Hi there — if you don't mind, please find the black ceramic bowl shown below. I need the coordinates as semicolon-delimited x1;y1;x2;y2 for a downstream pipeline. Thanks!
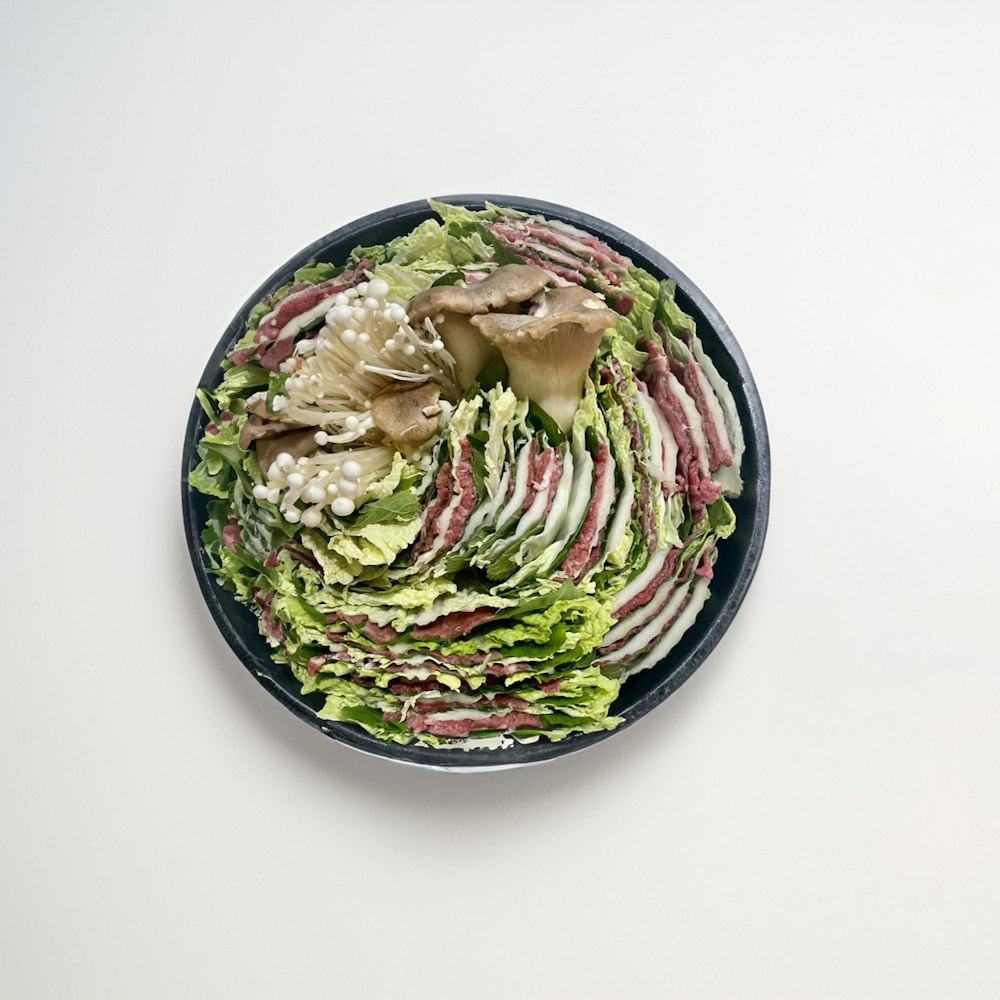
182;195;770;770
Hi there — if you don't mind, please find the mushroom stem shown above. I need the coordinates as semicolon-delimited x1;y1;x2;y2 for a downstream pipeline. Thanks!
434;314;500;389
507;355;596;433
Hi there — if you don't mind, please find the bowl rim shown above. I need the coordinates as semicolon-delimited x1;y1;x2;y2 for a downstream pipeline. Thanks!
181;193;771;770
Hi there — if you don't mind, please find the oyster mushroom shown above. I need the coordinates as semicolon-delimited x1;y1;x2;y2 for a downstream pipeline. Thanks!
406;264;552;388
255;427;322;473
238;414;299;450
238;392;322;472
371;380;448;446
238;392;305;450
471;286;618;431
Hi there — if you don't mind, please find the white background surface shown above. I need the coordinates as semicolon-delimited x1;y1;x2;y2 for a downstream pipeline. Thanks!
2;2;998;997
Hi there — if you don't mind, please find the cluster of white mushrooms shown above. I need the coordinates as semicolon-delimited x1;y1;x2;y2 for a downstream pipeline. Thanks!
245;277;459;524
271;277;456;443
251;446;393;526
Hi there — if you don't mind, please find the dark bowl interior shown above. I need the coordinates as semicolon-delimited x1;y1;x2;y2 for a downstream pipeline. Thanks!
182;194;770;769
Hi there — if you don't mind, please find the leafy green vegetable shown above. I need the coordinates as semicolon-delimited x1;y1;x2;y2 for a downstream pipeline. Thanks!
350;493;421;528
293;261;343;284
265;372;289;410
526;401;566;448
215;364;270;411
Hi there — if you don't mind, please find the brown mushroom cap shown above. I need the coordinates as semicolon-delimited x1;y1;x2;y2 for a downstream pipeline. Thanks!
406;264;553;325
370;380;444;446
256;428;321;473
238;414;298;450
471;287;617;344
238;393;305;450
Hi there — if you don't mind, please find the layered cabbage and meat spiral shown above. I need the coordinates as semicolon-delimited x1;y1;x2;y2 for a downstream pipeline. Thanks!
190;201;743;748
